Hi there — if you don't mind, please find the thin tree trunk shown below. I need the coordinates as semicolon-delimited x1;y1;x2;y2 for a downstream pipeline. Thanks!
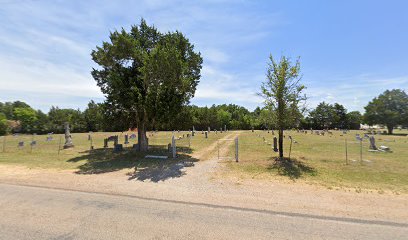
387;125;393;135
278;128;284;159
137;122;148;151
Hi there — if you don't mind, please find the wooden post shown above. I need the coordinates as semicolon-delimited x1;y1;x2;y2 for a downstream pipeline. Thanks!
30;134;34;153
2;135;5;153
217;140;220;160
345;138;348;165
235;137;239;162
360;139;363;165
288;136;293;160
90;135;93;150
171;135;176;158
58;135;62;155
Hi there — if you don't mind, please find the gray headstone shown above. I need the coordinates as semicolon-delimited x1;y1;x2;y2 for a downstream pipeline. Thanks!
63;123;74;149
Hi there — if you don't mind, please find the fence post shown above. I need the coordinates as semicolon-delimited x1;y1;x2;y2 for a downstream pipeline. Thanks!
288;136;293;160
235;137;239;162
345;138;348;165
217;140;220;160
30;134;34;153
188;134;191;148
58;135;62;155
172;135;176;158
2;135;5;153
360;139;363;165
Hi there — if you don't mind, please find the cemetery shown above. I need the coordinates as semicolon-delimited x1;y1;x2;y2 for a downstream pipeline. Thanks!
226;129;408;193
0;126;407;193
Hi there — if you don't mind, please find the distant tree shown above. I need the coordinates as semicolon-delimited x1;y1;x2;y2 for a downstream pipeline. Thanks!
346;111;362;130
332;103;347;129
308;102;334;129
83;100;104;132
364;89;408;134
0;101;31;120
48;107;86;133
91;19;202;151
0;113;8;135
260;55;306;159
217;109;232;129
33;110;49;134
13;107;38;133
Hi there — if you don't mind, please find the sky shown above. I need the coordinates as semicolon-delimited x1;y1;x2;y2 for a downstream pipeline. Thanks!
0;0;407;113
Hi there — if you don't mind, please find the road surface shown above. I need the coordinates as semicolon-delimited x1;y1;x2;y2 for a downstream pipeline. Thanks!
0;183;406;240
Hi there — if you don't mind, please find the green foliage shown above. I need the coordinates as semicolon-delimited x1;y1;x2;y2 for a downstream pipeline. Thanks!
305;102;362;130
83;101;104;132
13;107;38;132
0;113;9;135
91;19;202;151
364;89;408;134
346;111;362;130
260;55;306;158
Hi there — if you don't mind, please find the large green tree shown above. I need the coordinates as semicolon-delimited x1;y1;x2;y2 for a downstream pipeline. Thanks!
91;19;202;151
260;55;306;159
364;89;408;134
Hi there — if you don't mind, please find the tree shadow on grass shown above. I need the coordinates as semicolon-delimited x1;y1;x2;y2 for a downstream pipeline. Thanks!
268;157;317;180
67;145;198;182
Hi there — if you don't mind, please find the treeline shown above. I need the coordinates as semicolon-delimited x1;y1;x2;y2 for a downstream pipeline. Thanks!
0;100;364;135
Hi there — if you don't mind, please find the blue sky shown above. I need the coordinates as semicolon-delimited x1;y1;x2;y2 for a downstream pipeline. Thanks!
0;0;407;113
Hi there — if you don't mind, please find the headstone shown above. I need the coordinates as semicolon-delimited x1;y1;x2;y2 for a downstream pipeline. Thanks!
273;137;278;152
46;136;53;141
18;141;24;148
114;144;123;152
369;136;377;150
88;134;91;141
130;134;137;139
205;131;208;138
30;141;37;146
104;139;108;148
124;134;129;144
224;125;227;132
208;127;211;133
63;122;74;149
252;127;254;133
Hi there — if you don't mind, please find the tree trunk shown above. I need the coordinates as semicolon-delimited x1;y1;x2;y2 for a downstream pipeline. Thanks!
137;122;149;151
278;128;284;159
387;125;394;135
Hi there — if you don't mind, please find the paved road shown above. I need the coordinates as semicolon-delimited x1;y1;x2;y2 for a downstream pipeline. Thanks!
0;183;406;240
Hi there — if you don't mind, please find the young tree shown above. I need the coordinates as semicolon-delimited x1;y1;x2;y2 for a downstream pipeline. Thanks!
364;89;408;134
91;19;202;151
260;55;306;159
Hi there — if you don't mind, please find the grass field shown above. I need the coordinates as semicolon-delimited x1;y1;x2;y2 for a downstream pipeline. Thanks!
228;129;408;193
1;129;407;193
0;131;226;173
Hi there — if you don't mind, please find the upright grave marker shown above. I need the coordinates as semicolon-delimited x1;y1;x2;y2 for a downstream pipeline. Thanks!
63;123;74;149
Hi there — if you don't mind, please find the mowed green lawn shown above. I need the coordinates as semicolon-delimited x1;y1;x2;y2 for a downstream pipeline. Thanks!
228;129;408;193
0;131;226;173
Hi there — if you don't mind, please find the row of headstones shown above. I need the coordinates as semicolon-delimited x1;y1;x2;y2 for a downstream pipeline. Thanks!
103;134;138;151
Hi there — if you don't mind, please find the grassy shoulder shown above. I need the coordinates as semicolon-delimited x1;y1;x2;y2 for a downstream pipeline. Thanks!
228;130;408;193
0;131;224;172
